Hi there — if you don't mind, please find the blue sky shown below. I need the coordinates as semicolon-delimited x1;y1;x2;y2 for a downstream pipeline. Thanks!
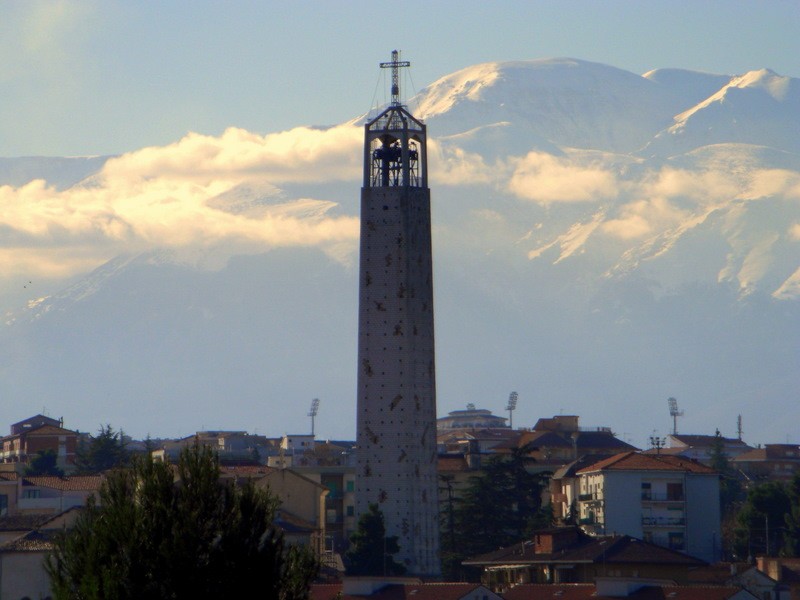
1;0;798;157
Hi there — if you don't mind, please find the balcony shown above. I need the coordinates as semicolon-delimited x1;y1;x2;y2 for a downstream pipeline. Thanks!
641;493;684;502
641;516;686;527
578;493;603;506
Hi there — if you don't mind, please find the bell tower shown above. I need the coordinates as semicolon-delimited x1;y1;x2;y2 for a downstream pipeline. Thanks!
355;50;440;576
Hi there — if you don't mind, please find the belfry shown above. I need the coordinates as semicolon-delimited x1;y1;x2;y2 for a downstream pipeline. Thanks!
355;50;440;576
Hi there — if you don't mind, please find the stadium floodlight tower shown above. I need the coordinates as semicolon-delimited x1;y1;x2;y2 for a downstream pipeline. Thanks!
667;397;683;436
355;50;440;576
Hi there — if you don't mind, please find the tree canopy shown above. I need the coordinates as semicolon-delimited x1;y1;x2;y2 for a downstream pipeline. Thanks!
46;443;318;600
440;444;549;579
25;448;64;477
74;424;129;474
732;474;800;558
345;503;406;576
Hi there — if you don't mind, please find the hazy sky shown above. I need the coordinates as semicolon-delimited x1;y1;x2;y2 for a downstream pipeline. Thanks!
1;0;798;157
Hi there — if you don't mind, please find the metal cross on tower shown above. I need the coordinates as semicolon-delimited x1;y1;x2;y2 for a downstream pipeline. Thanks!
380;49;411;106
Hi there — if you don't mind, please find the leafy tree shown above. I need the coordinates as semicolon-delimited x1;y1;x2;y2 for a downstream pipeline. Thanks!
46;443;318;600
734;480;791;557
709;429;745;559
74;424;129;474
443;444;549;579
25;449;64;476
345;503;406;576
783;473;800;557
710;429;744;514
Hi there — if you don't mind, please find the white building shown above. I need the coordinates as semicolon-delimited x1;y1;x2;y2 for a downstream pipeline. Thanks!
576;451;720;562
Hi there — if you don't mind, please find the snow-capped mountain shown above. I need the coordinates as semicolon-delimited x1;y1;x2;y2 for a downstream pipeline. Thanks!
1;58;798;446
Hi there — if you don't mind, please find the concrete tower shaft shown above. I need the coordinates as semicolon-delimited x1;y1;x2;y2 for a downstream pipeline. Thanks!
355;53;440;577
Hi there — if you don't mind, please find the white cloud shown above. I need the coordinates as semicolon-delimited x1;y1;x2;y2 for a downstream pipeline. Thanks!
602;197;690;240
427;141;494;185
507;152;618;204
744;169;800;199
0;126;364;280
102;125;363;185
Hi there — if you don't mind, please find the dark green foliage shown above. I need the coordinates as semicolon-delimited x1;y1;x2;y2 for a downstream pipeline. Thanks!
709;429;744;514
734;480;791;557
46;443;318;600
25;449;64;476
74;425;129;474
709;429;745;559
345;503;406;576
783;474;800;557
440;444;549;580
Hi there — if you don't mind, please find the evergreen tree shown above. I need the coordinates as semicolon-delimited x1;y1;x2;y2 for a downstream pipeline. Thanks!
709;428;745;559
25;448;64;476
709;429;744;514
46;443;318;600
74;424;129;474
444;444;549;578
345;503;406;576
734;480;791;557
783;473;800;557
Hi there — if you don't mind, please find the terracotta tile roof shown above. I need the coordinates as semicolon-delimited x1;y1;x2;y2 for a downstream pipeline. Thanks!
502;584;746;600
687;563;760;585
219;465;274;477
552;454;610;479
310;582;498;600
22;475;104;491
0;530;57;553
0;514;53;531
625;586;750;600
437;455;471;472
732;448;767;461
669;434;750;448
502;584;596;600
575;431;638;451
464;533;704;567
520;431;574;449
275;510;317;534
576;452;716;474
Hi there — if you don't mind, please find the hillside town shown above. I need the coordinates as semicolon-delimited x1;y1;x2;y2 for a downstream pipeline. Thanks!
2;409;800;600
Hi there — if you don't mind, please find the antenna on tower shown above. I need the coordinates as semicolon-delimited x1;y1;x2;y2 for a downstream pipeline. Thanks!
308;398;320;436
506;391;518;429
667;397;683;435
737;414;743;441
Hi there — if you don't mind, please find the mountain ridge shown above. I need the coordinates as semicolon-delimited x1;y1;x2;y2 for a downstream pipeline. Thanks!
0;57;797;445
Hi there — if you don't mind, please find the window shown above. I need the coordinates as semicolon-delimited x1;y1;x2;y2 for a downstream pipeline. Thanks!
22;489;40;499
0;494;7;516
346;505;354;517
346;480;355;492
666;483;684;501
641;482;652;500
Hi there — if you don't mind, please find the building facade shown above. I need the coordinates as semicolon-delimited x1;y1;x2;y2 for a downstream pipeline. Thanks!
355;51;440;576
576;452;720;562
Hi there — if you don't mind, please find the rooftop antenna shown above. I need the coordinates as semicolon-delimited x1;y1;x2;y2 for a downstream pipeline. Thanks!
737;414;743;441
380;49;410;107
650;432;665;455
308;398;320;436
667;397;683;435
506;391;518;429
